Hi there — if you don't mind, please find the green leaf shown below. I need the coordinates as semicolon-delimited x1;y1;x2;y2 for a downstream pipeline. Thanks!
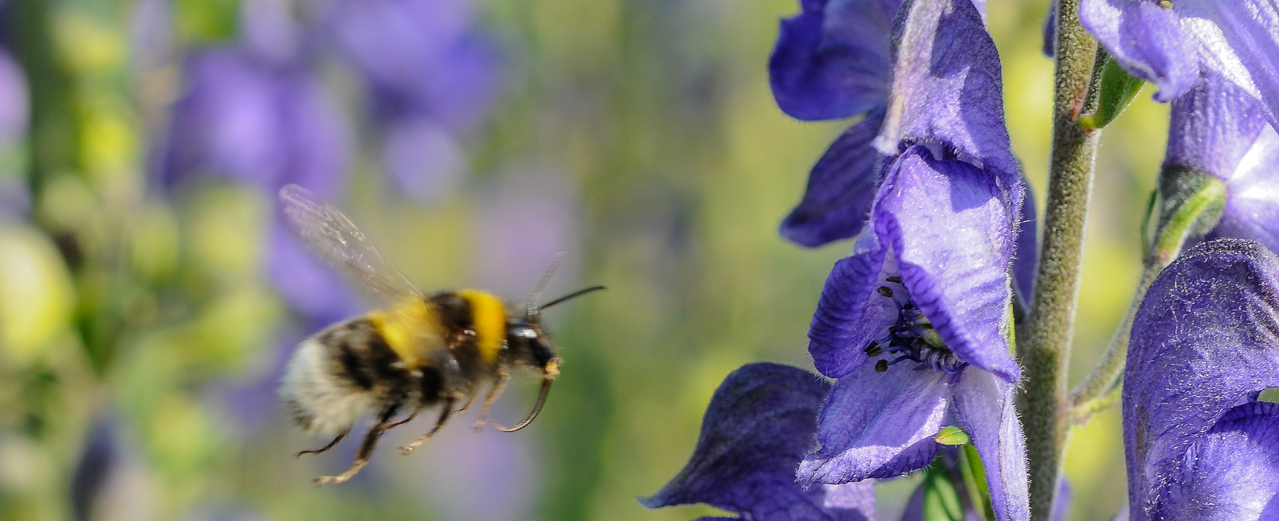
1080;55;1145;129
922;457;965;521
1150;168;1228;267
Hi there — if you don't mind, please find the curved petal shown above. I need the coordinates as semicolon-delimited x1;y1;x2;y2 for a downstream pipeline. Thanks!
953;369;1029;521
781;110;887;247
1206;124;1279;253
641;363;875;521
808;242;892;378
1079;0;1198;102
1125;239;1279;519
799;361;949;485
1157;401;1279;521
1164;71;1269;181
768;0;898;121
1178;0;1279;129
874;0;1020;190
878;147;1019;382
1013;173;1038;312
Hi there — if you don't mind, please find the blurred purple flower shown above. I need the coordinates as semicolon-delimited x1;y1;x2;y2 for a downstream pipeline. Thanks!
1080;0;1279;127
1163;71;1279;252
267;222;363;326
1124;238;1279;520
642;363;877;521
475;165;582;298
69;416;153;521
159;48;348;199
382;116;468;206
327;0;501;134
0;44;28;218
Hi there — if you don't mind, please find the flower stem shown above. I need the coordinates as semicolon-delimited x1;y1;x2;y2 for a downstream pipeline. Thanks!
1016;0;1101;518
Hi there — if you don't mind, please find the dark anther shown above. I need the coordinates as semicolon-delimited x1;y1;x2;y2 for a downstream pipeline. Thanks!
864;342;882;357
877;286;894;298
875;359;889;373
886;275;902;284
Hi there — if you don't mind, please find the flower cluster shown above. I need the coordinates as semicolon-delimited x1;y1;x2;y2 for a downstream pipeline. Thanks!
645;0;1279;519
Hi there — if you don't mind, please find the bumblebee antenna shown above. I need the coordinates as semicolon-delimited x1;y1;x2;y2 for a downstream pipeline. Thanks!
527;252;567;317
540;285;607;310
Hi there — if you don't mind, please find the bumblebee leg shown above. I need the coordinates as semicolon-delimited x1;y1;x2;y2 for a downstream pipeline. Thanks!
315;404;402;485
385;410;419;430
474;372;511;431
454;393;478;414
400;396;457;455
297;430;348;458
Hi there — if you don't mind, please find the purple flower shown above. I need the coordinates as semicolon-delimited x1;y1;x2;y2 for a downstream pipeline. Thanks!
327;0;501;134
1079;0;1279;127
1163;71;1279;252
796;1;1029;518
768;0;899;246
641;363;876;521
1123;238;1279;520
159;48;349;198
768;0;1037;308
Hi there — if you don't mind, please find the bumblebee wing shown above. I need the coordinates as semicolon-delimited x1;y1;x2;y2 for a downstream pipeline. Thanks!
278;184;422;305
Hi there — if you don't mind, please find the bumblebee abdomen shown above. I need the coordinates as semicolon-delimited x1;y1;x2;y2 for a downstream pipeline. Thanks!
279;318;412;435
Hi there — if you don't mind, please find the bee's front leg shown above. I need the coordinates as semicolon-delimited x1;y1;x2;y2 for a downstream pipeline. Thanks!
474;371;511;431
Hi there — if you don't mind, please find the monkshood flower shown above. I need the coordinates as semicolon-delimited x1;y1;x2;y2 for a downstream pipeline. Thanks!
1162;71;1279;252
1079;0;1279;127
797;0;1029;518
1124;238;1279;520
641;363;876;521
767;0;1037;309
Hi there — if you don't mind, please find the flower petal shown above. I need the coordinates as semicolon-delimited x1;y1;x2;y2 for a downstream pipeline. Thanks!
641;363;875;521
799;360;949;485
1158;401;1279;521
1178;0;1279;128
808;239;892;378
768;0;898;121
874;0;1019;189
1013;174;1038;312
1125;238;1279;518
1079;0;1198;102
952;369;1029;521
878;146;1019;381
781;110;886;247
1205;123;1279;253
1164;71;1269;182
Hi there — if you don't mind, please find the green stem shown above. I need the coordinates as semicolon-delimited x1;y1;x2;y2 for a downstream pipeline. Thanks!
1016;0;1101;518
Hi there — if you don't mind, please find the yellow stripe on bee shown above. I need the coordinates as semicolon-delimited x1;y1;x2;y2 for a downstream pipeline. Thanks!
368;297;441;368
457;289;507;363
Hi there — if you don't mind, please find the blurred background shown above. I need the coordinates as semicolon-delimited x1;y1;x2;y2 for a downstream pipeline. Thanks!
0;0;1168;519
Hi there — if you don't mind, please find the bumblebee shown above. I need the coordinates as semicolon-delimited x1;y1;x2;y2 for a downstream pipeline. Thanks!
276;184;602;485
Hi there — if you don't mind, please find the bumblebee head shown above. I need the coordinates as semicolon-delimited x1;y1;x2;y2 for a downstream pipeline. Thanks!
505;316;558;375
490;284;605;433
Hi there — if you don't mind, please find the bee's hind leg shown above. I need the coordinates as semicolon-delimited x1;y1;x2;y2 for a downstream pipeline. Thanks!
385;410;419;430
315;404;402;485
400;396;456;455
297;431;348;458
